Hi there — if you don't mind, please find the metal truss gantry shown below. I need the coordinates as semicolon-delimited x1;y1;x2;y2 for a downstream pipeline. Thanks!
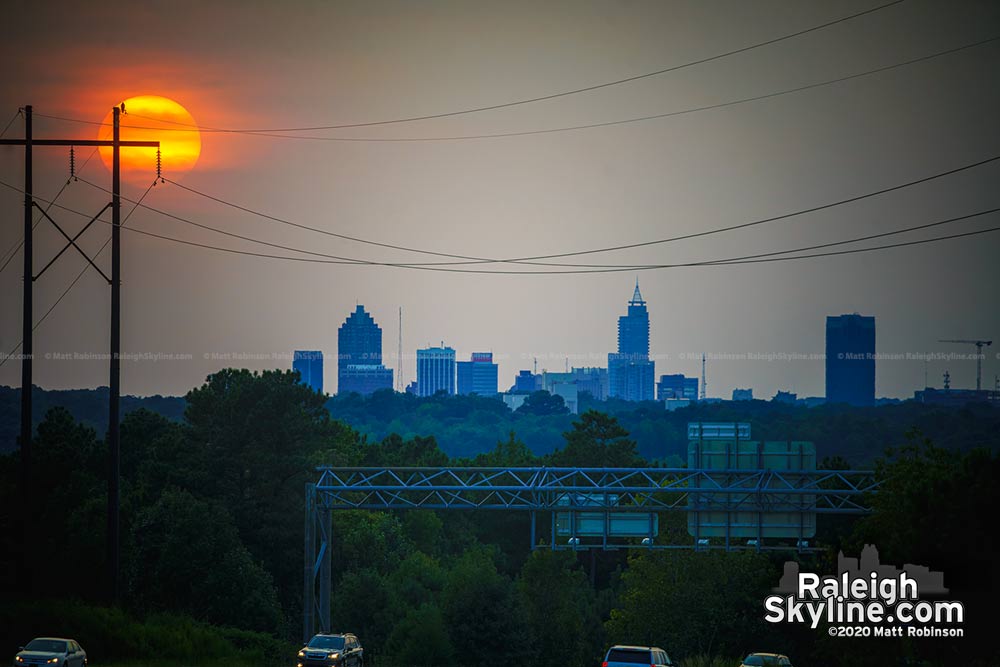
304;466;879;639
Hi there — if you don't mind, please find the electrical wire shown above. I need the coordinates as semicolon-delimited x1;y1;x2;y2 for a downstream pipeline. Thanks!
0;181;157;370
1;177;995;275
38;0;908;136
83;209;1000;274
31;33;1000;144
161;153;1000;266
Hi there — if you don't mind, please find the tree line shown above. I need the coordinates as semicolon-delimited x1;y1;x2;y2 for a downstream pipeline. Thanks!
0;368;997;665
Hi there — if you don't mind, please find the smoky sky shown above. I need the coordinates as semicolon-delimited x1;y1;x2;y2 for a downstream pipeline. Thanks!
1;0;998;400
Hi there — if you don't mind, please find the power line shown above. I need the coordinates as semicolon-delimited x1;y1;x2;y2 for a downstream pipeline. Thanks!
37;0;908;136
0;181;157;370
163;153;1000;267
1;178;994;275
31;33;999;144
87;209;1000;274
101;214;997;274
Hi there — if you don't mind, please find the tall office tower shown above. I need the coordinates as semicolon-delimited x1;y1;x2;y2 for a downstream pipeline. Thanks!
293;350;324;394
457;352;499;396
825;313;876;406
416;345;456;396
608;281;655;401
657;374;699;401
337;305;393;395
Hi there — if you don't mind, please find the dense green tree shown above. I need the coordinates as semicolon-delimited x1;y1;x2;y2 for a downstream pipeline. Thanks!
551;410;642;467
388;551;447;610
386;603;454;667
183;368;360;614
606;550;777;659
442;548;533;667
128;487;283;633
518;549;602;666
516;390;568;416
843;437;1000;665
121;408;203;506
401;510;445;556
332;511;410;577
470;431;538;466
21;408;106;599
361;433;449;467
334;568;396;651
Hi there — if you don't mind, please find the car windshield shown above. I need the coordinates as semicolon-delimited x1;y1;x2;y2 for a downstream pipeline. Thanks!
608;648;652;663
25;640;67;653
744;656;780;666
308;636;345;650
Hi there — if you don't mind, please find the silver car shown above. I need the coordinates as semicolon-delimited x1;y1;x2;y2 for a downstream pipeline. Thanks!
603;645;675;667
13;638;86;667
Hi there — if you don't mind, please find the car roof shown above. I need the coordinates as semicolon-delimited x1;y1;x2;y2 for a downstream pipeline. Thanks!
748;653;786;657
31;638;72;642
610;645;664;652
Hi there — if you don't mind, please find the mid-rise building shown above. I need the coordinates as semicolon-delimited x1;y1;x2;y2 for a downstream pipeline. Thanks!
608;281;655;401
825;314;876;406
571;367;609;401
340;365;394;396
657;374;698;401
416;345;456;396
457;352;499;396
772;390;797;404
510;370;542;394
732;388;753;401
338;305;392;395
293;350;324;394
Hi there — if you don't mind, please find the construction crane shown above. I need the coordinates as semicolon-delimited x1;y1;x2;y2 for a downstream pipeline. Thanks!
938;339;993;391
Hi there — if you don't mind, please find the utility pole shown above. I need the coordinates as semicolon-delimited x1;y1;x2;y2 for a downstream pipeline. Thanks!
1;104;159;602
20;106;32;496
108;105;123;603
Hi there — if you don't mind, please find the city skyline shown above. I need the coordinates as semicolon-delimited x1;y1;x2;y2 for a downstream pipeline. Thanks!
0;1;997;401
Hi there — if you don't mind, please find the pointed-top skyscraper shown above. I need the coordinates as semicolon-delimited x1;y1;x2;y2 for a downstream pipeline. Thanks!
609;281;655;401
337;305;393;395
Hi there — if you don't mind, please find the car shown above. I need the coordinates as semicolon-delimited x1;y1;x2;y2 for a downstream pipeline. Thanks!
602;644;675;666
297;633;363;667
740;653;793;667
13;638;86;667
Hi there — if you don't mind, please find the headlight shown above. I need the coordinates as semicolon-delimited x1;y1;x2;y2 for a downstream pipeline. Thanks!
327;652;339;661
298;651;305;657
48;660;60;664
15;657;23;663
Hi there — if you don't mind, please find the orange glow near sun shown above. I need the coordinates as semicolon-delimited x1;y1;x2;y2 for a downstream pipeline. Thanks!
99;95;201;177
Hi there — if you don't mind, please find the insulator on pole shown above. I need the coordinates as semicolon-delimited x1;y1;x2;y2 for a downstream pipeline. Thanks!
69;146;77;182
156;147;164;184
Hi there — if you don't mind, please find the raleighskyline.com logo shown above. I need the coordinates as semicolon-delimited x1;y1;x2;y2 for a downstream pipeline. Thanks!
764;545;965;638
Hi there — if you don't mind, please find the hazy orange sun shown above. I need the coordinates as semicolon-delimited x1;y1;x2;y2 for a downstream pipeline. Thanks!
98;95;201;178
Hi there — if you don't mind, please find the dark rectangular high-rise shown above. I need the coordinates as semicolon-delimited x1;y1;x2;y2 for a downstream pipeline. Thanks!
657;374;698;401
825;314;875;406
293;350;324;394
457;352;499;396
